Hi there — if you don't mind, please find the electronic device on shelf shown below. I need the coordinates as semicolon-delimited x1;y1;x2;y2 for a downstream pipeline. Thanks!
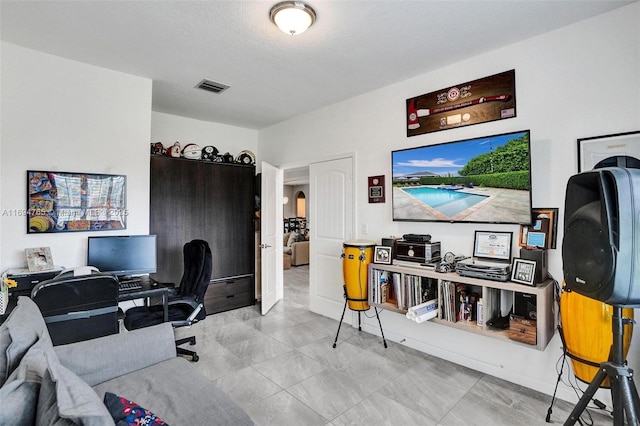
432;252;469;273
87;235;157;280
402;233;431;243
455;258;511;281
396;240;441;263
456;230;512;281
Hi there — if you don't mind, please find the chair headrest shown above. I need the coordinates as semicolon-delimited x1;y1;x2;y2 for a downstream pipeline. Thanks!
55;266;100;279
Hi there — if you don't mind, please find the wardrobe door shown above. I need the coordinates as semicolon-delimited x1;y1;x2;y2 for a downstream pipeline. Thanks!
150;156;255;288
205;164;255;280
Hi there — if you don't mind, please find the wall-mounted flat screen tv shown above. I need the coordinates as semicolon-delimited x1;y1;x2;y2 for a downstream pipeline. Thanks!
392;130;532;224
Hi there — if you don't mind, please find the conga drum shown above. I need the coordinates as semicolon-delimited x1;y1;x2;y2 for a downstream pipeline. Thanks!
560;286;634;388
342;240;375;311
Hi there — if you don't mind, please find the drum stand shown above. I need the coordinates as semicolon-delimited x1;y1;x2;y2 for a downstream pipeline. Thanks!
564;306;639;426
333;285;387;349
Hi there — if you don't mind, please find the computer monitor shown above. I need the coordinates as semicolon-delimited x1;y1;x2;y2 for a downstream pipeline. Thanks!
87;235;157;278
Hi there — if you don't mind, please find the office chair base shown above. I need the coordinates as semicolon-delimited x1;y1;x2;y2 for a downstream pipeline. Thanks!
176;336;198;362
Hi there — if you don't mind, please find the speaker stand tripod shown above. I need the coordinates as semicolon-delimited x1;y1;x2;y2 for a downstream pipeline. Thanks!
333;285;387;349
564;306;639;426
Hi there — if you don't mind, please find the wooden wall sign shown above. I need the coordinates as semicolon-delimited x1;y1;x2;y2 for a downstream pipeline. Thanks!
368;175;385;203
407;69;516;136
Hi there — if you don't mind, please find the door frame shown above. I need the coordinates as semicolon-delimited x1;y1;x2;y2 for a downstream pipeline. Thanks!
280;152;357;320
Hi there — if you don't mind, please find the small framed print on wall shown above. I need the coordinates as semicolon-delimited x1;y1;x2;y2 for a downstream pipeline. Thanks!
368;175;385;203
519;208;558;249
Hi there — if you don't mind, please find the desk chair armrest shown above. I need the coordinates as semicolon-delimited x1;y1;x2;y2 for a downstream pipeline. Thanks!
167;296;198;308
170;302;204;327
54;322;176;386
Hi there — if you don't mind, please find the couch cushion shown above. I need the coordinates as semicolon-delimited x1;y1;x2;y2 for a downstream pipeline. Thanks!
104;392;168;425
0;325;113;426
287;232;298;247
283;232;291;247
0;296;49;387
93;357;253;425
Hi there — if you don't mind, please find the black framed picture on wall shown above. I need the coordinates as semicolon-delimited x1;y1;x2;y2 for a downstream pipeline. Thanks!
578;130;640;172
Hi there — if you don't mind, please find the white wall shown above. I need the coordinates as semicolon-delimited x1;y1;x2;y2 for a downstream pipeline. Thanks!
0;42;152;271
258;4;640;405
151;111;257;161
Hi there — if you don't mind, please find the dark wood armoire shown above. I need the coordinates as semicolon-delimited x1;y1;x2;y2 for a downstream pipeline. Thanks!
149;155;255;314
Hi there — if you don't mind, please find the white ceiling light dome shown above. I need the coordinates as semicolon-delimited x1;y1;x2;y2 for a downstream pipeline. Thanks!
270;1;316;36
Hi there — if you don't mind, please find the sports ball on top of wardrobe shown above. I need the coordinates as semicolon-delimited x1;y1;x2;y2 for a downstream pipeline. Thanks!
150;142;165;155
221;152;234;163
201;145;218;162
182;143;202;160
235;150;256;165
168;142;181;157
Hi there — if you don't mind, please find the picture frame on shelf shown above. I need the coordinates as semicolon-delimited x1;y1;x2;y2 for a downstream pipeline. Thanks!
473;231;512;261
526;232;546;248
25;247;54;272
374;246;392;264
577;130;640;172
511;258;536;286
519;207;558;249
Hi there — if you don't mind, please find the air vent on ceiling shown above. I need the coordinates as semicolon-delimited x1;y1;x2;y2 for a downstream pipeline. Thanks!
195;79;229;94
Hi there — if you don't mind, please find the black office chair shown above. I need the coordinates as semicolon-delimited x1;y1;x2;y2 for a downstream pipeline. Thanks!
124;239;212;361
31;267;119;346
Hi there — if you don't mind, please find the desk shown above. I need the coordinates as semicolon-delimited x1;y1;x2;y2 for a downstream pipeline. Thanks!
1;276;175;324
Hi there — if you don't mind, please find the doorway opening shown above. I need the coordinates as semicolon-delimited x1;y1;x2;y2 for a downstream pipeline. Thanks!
283;167;310;309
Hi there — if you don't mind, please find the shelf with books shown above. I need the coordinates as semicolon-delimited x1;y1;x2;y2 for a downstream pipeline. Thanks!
367;262;555;351
368;264;437;314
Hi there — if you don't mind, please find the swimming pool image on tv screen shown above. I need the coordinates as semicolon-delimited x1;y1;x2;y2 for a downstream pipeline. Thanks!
402;186;489;217
392;129;532;224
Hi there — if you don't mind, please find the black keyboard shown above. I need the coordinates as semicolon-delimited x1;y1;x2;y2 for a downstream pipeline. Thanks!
118;279;143;292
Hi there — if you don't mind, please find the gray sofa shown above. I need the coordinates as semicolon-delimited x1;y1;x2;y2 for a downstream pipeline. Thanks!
0;296;254;425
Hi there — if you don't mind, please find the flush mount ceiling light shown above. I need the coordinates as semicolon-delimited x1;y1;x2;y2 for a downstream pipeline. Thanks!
269;1;316;36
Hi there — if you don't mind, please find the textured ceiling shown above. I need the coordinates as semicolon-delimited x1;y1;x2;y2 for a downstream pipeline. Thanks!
1;1;634;130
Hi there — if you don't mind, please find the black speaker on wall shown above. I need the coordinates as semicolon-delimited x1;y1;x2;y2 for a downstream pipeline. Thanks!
562;167;640;307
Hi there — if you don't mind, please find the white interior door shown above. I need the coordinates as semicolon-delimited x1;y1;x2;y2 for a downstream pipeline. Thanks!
261;162;283;315
309;156;354;319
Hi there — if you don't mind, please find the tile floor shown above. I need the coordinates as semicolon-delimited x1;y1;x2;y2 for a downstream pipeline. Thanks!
175;265;613;425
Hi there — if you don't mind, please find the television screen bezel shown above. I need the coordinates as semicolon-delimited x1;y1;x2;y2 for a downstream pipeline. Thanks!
87;234;157;277
391;129;532;225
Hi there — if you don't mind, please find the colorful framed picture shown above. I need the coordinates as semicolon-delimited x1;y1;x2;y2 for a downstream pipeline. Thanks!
577;130;640;172
511;258;536;286
27;170;127;233
374;246;392;264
